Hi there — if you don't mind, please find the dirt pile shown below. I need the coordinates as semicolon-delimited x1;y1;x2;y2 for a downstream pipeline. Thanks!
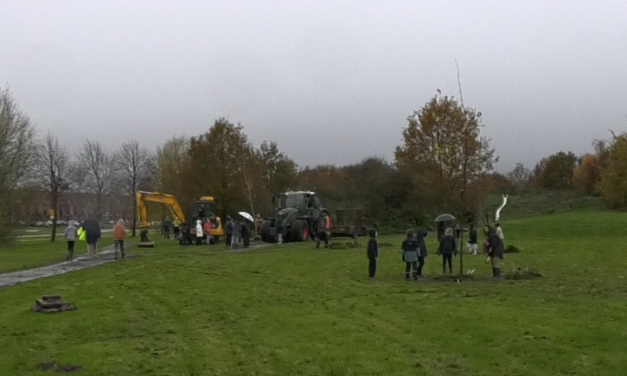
31;295;77;314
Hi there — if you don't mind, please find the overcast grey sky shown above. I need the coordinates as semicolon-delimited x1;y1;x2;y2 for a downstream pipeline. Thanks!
1;1;626;172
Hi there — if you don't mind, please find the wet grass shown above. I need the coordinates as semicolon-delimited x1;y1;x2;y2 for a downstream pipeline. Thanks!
1;211;627;375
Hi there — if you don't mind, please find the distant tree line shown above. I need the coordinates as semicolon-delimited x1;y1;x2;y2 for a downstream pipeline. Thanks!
2;86;626;244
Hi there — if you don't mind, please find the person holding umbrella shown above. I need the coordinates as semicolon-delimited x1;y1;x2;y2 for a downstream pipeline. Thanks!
237;211;254;247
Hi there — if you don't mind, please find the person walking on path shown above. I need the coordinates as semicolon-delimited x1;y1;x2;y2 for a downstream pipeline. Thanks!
437;227;457;275
82;218;101;259
231;220;241;248
195;220;204;246
64;222;78;261
113;219;127;260
366;229;378;280
163;217;172;239
467;223;478;255
204;219;213;245
488;226;505;280
415;228;428;278
402;230;420;281
315;211;331;249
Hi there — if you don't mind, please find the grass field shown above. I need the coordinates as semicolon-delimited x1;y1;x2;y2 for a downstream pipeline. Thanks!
1;210;627;375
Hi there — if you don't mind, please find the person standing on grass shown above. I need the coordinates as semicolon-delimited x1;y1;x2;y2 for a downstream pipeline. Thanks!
225;216;233;247
113;219;127;260
276;221;284;245
204;219;212;245
64;222;78;261
172;219;180;238
402;230;419;281
366;229;378;280
255;214;263;236
415;228;428;279
437;227;456;275
231;220;241;248
495;222;505;243
467;223;478;255
487;226;505;280
241;221;250;248
163;217;172;239
195;220;204;246
315;211;331;249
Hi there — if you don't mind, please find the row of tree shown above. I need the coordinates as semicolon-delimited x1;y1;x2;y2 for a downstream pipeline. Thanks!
2;86;626;244
490;134;627;209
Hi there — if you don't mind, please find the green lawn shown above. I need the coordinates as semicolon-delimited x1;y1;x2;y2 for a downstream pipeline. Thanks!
1;211;627;375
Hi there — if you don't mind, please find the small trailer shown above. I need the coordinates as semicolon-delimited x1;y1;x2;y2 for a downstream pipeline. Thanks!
330;208;368;239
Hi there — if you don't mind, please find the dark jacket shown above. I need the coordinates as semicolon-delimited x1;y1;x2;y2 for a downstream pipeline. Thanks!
367;238;378;258
82;218;101;245
437;235;457;255
488;234;505;259
402;237;419;262
225;221;233;235
416;229;428;258
241;223;249;237
469;228;477;244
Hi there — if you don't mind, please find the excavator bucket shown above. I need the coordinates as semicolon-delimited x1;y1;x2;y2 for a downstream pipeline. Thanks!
137;229;155;248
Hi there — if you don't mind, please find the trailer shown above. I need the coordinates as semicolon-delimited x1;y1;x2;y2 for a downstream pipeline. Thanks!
330;208;368;239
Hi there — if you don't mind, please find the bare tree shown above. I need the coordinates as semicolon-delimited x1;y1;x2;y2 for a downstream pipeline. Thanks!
77;140;117;221
31;133;76;241
0;88;38;243
114;140;155;236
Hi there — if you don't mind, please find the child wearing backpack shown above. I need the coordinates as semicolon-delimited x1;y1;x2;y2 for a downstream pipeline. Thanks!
401;229;420;281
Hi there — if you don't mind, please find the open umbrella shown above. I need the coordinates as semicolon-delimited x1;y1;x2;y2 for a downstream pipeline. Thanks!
435;213;456;222
238;211;254;222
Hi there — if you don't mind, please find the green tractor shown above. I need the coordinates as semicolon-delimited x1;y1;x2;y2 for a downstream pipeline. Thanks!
260;191;327;243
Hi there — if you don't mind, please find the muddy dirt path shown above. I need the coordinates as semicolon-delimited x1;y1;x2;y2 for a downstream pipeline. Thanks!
0;244;135;288
0;241;275;288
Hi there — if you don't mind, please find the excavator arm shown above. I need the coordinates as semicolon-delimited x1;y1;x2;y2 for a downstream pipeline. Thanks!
136;191;187;228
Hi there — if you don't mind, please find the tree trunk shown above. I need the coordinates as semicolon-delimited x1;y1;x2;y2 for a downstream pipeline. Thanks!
50;196;58;242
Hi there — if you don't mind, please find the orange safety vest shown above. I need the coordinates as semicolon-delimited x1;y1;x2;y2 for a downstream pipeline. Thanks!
319;216;330;231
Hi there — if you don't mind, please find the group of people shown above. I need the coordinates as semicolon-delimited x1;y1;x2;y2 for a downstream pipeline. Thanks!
63;218;128;262
224;215;251;248
365;222;506;281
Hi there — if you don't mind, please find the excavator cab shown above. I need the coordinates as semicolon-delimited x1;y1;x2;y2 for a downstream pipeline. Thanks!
190;199;219;227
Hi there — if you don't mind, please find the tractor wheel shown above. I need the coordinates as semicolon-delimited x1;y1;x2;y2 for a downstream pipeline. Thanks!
211;236;220;244
293;220;309;242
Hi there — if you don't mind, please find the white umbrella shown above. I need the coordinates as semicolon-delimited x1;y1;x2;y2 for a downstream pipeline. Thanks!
238;211;254;222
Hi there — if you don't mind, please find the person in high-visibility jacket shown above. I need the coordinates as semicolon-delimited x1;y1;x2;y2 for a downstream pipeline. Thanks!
316;211;331;249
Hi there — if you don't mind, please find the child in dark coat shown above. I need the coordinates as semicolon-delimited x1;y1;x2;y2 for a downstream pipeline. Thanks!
366;229;378;280
415;228;428;278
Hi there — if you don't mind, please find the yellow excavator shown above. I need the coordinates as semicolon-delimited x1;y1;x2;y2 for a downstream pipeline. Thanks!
135;191;224;242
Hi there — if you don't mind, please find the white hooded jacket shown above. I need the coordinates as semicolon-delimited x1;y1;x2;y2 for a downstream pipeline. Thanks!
195;220;204;237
